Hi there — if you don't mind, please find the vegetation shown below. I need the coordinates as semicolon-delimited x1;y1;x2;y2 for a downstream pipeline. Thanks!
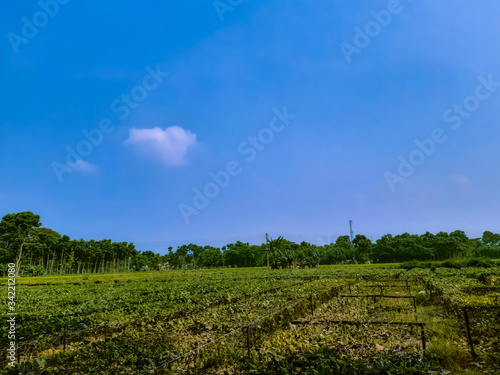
1;264;499;374
2;211;500;372
1;212;500;276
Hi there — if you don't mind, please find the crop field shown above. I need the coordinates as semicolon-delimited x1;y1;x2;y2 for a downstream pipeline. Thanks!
1;264;500;374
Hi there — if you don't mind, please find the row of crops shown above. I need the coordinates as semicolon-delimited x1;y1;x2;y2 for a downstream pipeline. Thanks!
2;264;500;374
244;280;428;375
415;267;500;364
0;266;390;373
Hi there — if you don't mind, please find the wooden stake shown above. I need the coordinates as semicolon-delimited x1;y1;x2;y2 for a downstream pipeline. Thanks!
420;324;426;355
463;307;477;359
246;326;251;356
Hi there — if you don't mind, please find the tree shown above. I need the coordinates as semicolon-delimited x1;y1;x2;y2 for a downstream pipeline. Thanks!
482;231;500;246
373;234;396;263
0;212;41;277
264;234;284;269
200;246;223;268
352;234;373;263
28;227;61;274
333;235;354;262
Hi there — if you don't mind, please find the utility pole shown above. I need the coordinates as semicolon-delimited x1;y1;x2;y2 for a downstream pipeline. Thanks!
349;220;354;242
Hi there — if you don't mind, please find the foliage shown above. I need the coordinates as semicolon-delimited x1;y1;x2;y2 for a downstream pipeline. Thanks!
400;258;500;270
2;211;500;277
240;349;432;375
3;264;500;374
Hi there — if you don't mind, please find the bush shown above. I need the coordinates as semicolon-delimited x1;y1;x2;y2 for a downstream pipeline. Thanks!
440;260;461;269
465;258;495;268
399;257;499;270
21;264;45;276
0;263;10;277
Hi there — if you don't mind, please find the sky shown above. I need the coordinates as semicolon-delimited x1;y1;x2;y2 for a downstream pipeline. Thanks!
1;0;499;252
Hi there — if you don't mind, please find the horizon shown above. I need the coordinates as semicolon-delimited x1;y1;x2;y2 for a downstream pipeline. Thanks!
2;1;500;254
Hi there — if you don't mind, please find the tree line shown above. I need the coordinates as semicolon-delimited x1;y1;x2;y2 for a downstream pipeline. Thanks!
1;212;499;276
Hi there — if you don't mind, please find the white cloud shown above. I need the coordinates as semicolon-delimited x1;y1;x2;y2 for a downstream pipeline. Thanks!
68;160;98;173
125;126;197;166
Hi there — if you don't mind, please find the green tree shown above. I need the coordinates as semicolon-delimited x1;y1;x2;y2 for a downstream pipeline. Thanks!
352;234;373;263
200;246;223;268
264;234;284;269
482;231;500;246
0;212;42;277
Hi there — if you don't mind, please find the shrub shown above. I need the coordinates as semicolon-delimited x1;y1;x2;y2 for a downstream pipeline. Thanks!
21;264;45;276
399;257;499;270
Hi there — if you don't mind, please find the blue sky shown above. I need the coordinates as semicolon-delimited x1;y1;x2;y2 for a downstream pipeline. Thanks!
1;0;499;252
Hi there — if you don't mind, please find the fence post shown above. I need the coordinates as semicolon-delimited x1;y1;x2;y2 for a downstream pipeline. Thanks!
463;307;477;359
310;295;314;316
246;326;251;356
63;327;66;351
420;324;426;355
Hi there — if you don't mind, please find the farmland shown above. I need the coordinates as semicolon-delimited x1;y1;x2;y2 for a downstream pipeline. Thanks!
2;263;500;374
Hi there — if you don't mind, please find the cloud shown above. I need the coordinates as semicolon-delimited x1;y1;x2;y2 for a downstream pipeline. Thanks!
125;126;197;166
68;160;98;173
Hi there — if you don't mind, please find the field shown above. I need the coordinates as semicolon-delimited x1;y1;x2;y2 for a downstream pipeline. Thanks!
2;264;500;374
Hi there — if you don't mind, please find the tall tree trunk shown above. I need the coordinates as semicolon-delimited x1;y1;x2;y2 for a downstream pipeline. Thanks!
15;243;24;277
50;255;55;274
59;249;65;274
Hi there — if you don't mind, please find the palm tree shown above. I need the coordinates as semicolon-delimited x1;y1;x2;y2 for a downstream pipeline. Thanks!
265;234;284;269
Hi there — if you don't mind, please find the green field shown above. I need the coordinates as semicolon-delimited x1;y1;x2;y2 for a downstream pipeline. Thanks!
2;264;500;374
